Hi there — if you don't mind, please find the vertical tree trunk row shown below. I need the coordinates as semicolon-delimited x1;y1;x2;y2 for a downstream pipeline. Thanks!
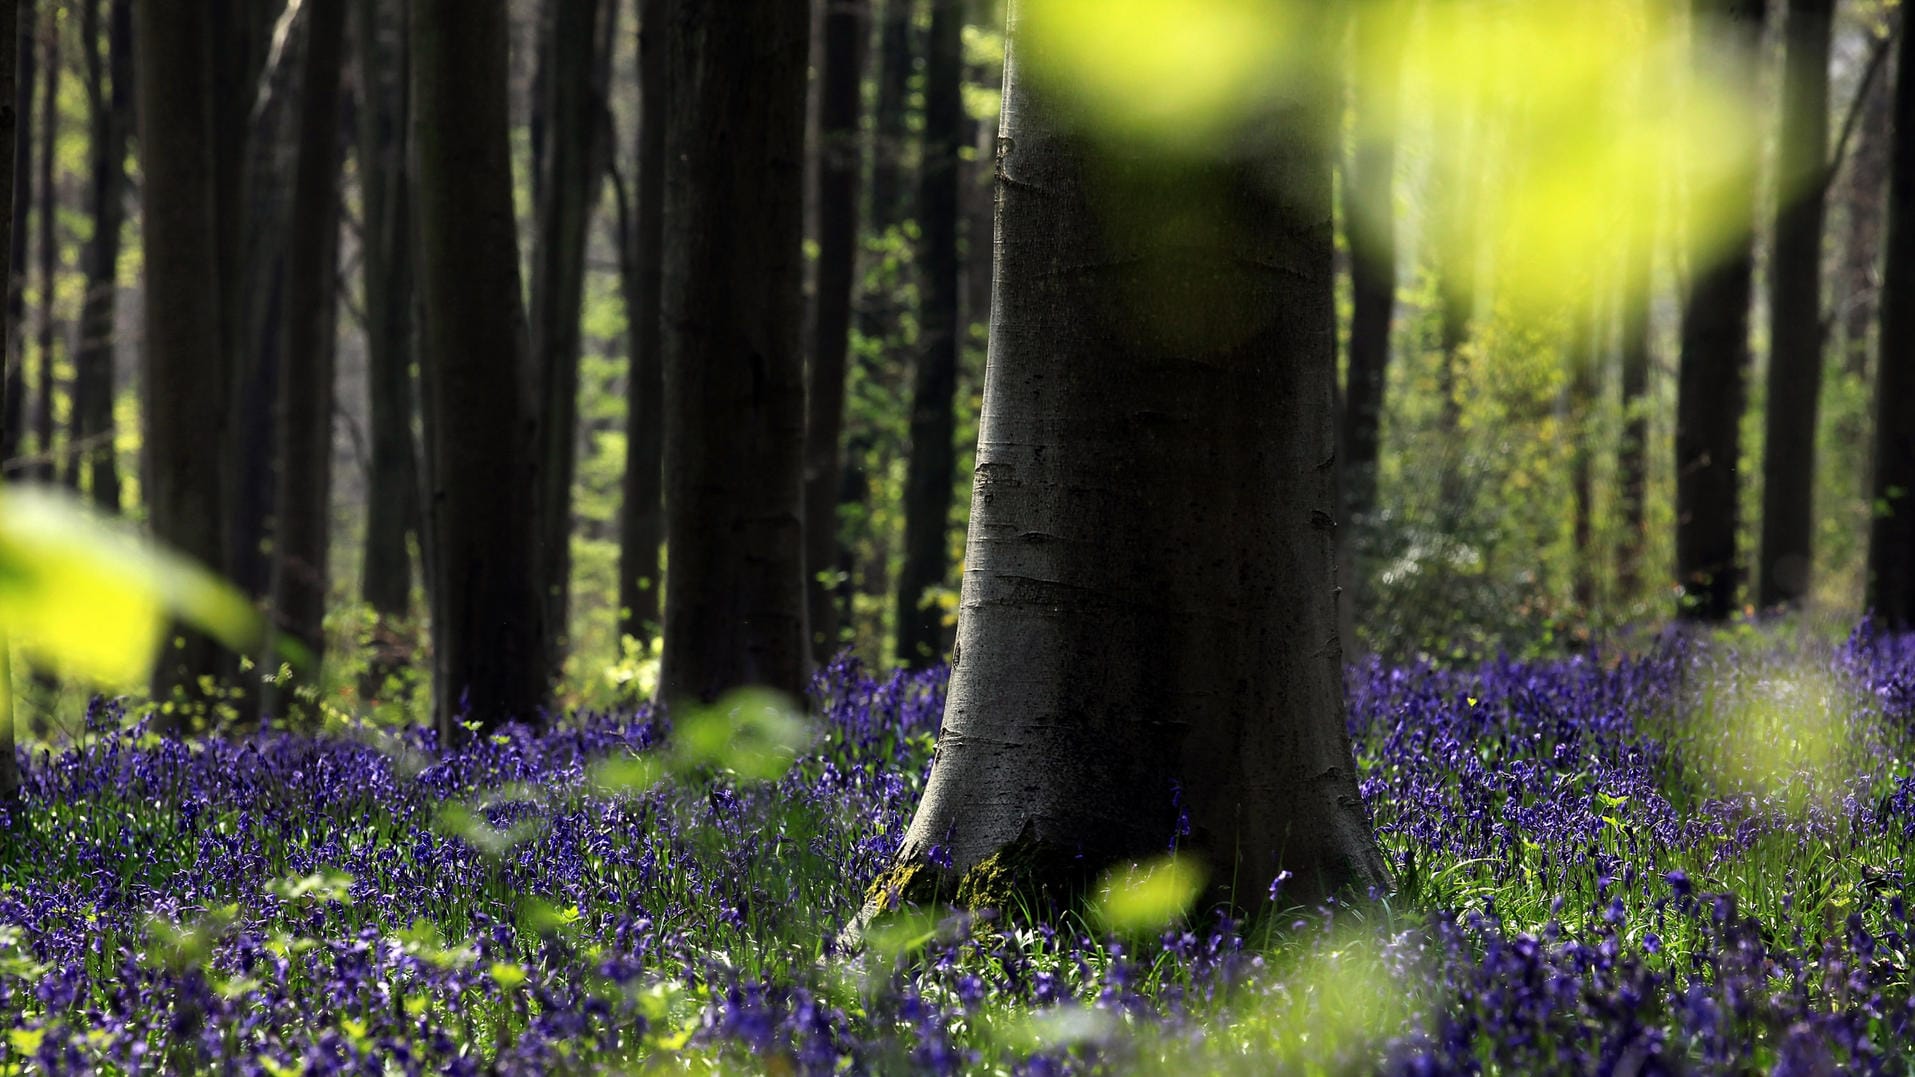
355;0;419;697
804;0;869;662
893;0;962;668
657;0;811;705
1675;0;1765;623
616;0;666;649
530;0;605;691
30;3;52;485
265;0;348;717
1757;0;1833;611
69;0;128;512
1867;4;1915;629
412;0;548;734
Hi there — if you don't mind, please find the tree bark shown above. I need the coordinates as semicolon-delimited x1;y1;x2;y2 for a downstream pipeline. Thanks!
1758;0;1833;611
137;0;233;710
2;0;28;475
657;0;810;706
616;0;666;649
0;0;22;807
867;0;914;237
804;0;868;662
1868;7;1915;630
893;0;961;668
1839;32;1893;382
530;0;604;690
1675;0;1764;623
265;0;347;719
30;3;53;485
69;0;128;512
1617;228;1653;598
866;4;1387;920
355;0;418;697
412;0;547;735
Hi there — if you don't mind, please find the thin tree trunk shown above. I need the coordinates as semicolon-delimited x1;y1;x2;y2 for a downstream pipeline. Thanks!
1840;35;1893;382
0;0;22;808
616;0;665;649
1758;0;1833;611
530;0;604;691
1868;6;1915;630
30;3;53;485
893;0;961;668
265;0;347;720
657;0;811;706
867;0;914;238
355;0;417;698
804;0;868;662
69;0;128;512
1675;0;1764;623
2;0;29;475
137;0;232;712
412;0;547;735
1617;228;1653;598
1342;0;1400;539
867;3;1386;920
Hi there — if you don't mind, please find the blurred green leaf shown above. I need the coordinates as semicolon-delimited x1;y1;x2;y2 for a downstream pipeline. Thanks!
673;687;812;781
0;486;259;686
1090;854;1206;936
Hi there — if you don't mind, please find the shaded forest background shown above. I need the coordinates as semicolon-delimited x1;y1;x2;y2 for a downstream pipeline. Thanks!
0;0;1905;733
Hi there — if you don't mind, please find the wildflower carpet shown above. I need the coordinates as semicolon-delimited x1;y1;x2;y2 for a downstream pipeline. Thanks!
1;626;1913;1073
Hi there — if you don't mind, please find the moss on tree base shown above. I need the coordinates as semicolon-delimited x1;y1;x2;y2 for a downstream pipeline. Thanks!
863;822;1094;921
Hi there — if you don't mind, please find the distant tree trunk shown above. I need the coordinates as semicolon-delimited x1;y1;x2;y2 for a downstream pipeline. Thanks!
616;0;666;649
893;0;961;668
1675;0;1764;623
1617;229;1653;597
355;0;417;697
215;2;279;612
30;4;53;485
658;0;810;705
1342;0;1399;536
529;0;604;690
412;0;547;734
137;0;233;710
1840;37;1893;382
69;0;128;512
1758;0;1833;612
1567;319;1598;613
265;0;347;719
867;0;914;238
1868;7;1915;630
0;0;22;808
866;4;1386;920
804;0;868;662
2;0;28;475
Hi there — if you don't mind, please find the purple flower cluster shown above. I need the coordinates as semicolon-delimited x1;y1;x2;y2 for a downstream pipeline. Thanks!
0;631;1908;1074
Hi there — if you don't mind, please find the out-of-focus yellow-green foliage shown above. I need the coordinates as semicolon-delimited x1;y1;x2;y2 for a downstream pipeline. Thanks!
1090;854;1206;936
1021;0;1771;321
0;485;259;686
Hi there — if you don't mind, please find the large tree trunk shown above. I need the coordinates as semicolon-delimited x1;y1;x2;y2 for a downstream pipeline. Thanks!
657;0;810;706
265;0;347;719
0;0;22;808
412;0;547;735
616;0;666;649
892;0;961;668
355;0;419;696
803;0;868;662
1758;0;1833;611
30;4;53;486
867;0;914;239
1675;0;1764;624
530;0;604;689
137;0;233;710
2;0;28;475
69;0;128;512
1868;6;1915;630
866;4;1387;919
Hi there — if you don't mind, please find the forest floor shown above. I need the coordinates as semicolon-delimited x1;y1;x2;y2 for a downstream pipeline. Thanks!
0;626;1911;1073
